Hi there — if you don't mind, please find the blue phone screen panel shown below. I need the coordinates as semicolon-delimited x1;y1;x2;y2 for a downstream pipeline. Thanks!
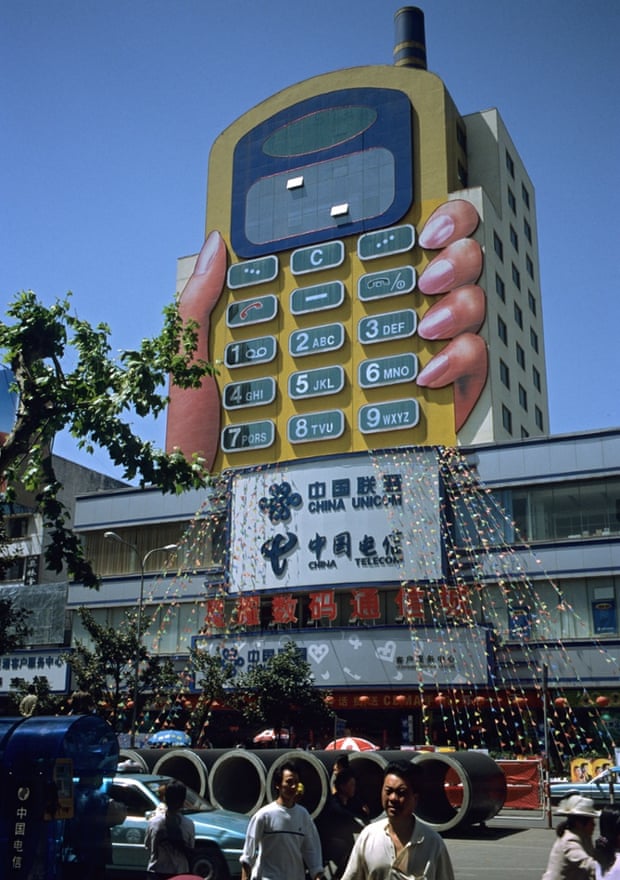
231;88;413;258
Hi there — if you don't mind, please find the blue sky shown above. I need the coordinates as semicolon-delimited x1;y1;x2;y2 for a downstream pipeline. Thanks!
2;0;619;476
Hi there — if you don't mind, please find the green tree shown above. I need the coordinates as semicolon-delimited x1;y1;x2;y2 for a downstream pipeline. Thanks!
186;649;236;745
0;596;33;654
230;640;333;745
0;290;215;588
63;606;179;732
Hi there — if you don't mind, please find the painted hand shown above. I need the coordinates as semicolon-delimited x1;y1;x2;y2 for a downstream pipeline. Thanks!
416;200;487;432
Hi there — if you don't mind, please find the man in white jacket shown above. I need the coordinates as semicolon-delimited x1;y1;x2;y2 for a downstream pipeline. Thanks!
341;761;454;880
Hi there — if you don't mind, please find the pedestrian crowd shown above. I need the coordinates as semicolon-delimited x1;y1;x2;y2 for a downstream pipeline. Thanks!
62;750;620;880
240;757;454;880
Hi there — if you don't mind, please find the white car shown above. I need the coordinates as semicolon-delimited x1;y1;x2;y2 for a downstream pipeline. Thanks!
107;772;249;879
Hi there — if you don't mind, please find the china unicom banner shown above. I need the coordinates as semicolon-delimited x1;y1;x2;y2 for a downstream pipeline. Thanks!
228;448;443;592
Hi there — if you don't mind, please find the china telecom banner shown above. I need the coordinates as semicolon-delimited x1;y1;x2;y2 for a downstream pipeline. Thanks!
193;625;490;688
229;449;443;592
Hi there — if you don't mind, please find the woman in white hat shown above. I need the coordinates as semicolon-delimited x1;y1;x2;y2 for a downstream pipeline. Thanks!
542;795;601;880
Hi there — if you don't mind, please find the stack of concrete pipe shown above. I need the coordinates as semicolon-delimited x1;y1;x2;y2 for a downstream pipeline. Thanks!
119;746;506;833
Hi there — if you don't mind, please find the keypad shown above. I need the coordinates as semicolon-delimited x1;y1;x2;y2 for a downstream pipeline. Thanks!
220;222;421;455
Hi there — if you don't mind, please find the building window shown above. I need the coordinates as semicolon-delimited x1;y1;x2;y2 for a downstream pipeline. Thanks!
522;182;530;208
507;187;516;213
498;316;508;345
514;302;523;328
532;365;541;391
502;404;513;434
494;232;504;261
516;342;525;369
500;359;510;388
530;327;539;353
0;556;27;583
520;426;530;439
510;476;620;543
6;516;29;539
535;405;544;430
528;290;537;315
456;123;467;151
511;263;521;289
524;217;532;243
510;225;519;252
506;149;515;178
457;161;468;188
526;254;534;279
495;273;506;301
518;384;528;411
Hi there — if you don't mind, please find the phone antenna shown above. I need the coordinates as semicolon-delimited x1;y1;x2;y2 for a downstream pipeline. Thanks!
393;6;427;70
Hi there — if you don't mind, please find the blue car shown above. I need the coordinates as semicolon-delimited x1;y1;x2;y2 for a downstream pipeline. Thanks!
107;772;249;879
550;765;620;806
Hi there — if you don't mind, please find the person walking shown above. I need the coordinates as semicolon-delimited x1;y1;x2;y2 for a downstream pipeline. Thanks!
19;684;38;716
145;780;195;880
317;767;368;879
240;759;325;880
542;795;600;880
595;806;620;879
341;760;454;880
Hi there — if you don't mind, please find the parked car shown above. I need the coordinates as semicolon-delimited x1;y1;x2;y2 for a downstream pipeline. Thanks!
106;772;249;879
550;765;620;805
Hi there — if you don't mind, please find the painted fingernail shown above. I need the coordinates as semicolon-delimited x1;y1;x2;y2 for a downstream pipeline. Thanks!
418;259;456;295
418;306;454;340
419;214;456;249
417;353;450;386
195;230;222;275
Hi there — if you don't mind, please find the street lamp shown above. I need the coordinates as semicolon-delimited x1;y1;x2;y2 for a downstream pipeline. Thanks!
104;531;178;746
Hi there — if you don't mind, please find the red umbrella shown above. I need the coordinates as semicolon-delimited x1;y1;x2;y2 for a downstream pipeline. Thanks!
325;736;379;751
252;728;290;744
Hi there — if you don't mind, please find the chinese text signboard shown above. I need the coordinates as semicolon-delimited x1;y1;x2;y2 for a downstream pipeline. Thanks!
229;450;442;592
192;626;490;688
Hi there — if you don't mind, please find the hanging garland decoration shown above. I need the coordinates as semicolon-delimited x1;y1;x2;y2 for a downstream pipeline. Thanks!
364;444;620;762
120;442;620;764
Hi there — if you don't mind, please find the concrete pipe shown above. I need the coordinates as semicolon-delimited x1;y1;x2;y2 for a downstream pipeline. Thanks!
208;749;268;815
264;750;331;819
118;748;150;771
152;748;213;798
411;750;507;832
348;750;391;818
127;748;174;770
